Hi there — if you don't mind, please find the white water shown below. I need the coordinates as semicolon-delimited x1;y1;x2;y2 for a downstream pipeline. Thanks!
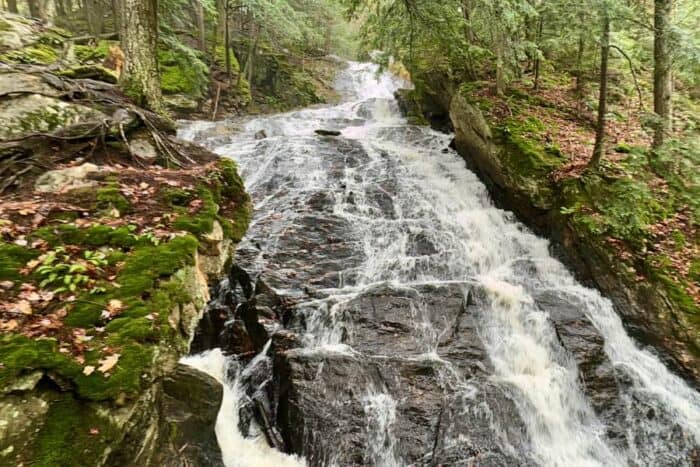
180;62;700;466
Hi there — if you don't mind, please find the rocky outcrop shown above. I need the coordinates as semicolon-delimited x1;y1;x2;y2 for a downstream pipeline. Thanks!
0;227;232;467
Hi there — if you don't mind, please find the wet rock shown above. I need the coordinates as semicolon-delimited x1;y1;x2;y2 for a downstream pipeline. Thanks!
315;129;342;136
407;231;438;256
269;284;530;465
255;129;268;140
536;290;627;444
156;363;225;467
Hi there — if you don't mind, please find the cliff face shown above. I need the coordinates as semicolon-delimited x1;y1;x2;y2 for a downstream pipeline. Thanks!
397;84;699;386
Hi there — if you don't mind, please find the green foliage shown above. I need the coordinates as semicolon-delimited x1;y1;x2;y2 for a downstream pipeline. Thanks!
158;37;210;98
35;247;108;294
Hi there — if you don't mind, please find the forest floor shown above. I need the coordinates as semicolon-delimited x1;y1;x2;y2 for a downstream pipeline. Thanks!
467;76;699;313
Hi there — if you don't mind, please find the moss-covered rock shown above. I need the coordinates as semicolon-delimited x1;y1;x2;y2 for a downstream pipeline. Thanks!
0;158;250;466
57;65;119;84
0;95;106;140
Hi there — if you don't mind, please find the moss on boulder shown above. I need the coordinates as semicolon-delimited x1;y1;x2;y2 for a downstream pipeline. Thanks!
0;158;251;466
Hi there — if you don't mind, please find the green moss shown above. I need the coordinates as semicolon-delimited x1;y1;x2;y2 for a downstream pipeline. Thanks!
32;224;139;249
158;46;209;98
74;40;114;62
96;186;131;214
0;43;58;65
0;336;75;390
223;202;253;243
57;65;118;84
614;143;633;154
162;187;194;206
498;117;562;177
217;159;248;203
0;241;38;282
73;343;154;401
649;268;700;327
214;45;241;72
31;396;120;467
65;235;198;328
173;188;219;235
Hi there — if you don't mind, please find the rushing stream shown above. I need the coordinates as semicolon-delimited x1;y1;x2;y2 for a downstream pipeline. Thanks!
179;62;700;466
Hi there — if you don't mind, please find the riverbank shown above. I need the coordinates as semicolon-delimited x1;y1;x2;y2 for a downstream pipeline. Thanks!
398;77;699;384
0;13;255;465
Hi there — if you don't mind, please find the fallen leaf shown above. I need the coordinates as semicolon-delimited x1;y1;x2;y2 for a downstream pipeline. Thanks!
0;319;19;331
0;281;14;290
102;299;125;320
98;354;120;374
83;365;96;376
10;300;32;315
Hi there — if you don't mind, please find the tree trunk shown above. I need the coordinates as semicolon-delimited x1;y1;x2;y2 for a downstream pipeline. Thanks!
7;0;18;13
192;0;206;52
117;0;163;113
575;32;586;99
493;6;506;96
653;0;673;148
85;0;105;37
224;0;231;79
461;0;477;79
590;6;610;168
27;0;47;21
244;24;259;88
215;0;226;44
55;0;66;18
533;16;544;90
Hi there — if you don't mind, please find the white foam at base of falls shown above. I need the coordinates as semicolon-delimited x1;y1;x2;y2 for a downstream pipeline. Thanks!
182;349;306;467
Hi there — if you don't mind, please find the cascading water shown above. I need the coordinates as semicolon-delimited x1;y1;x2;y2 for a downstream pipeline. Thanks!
180;62;700;466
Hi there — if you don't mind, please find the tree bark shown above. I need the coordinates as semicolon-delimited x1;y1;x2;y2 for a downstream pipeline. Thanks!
590;6;610;168
116;0;163;113
27;0;47;22
575;32;586;99
533;16;544;90
224;0;231;79
85;0;105;38
653;0;673;148
191;0;206;52
7;0;18;13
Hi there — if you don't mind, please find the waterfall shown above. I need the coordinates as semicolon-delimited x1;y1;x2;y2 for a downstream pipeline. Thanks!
179;61;700;467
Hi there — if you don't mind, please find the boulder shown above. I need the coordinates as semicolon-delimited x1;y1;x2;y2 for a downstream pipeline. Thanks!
0;94;106;141
34;163;103;193
0;13;37;50
0;72;62;97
